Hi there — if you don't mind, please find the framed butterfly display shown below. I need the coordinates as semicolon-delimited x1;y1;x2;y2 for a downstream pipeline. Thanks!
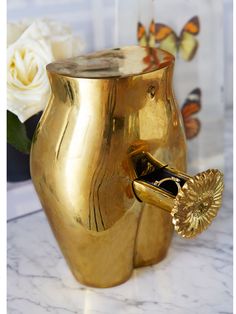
137;16;200;65
155;16;200;61
133;0;224;172
181;88;201;140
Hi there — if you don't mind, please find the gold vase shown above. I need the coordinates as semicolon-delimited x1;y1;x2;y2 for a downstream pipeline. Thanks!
30;46;224;288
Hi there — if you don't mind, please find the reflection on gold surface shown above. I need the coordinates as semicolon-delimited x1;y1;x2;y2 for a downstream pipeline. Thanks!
46;46;172;78
131;152;224;239
31;46;223;288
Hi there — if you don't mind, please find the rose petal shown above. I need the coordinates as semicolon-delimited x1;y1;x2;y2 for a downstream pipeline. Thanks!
7;21;29;46
7;18;84;122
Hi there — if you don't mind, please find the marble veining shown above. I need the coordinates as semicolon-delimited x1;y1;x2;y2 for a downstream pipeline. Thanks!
7;106;233;314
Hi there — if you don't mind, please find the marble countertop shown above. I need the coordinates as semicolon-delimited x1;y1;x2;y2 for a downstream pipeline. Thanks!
7;107;233;314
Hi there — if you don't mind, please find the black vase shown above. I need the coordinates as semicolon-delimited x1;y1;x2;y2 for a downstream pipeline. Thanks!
7;112;42;182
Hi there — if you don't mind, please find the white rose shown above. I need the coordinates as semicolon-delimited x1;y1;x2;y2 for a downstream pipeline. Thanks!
7;19;84;122
7;20;29;46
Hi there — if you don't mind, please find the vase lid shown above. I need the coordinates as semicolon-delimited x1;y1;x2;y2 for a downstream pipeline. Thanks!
46;46;174;79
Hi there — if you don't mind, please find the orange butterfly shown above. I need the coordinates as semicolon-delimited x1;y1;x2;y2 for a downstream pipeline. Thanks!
156;16;200;61
137;20;160;69
137;19;156;48
181;88;201;140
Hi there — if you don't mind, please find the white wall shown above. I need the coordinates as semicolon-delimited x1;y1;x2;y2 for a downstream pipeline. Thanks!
223;0;233;107
7;0;233;108
7;0;232;218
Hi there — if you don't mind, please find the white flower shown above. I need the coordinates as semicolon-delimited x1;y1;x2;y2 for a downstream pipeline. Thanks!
7;21;29;46
7;19;84;122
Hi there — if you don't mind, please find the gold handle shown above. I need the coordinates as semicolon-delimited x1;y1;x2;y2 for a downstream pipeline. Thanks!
154;177;182;193
131;152;224;238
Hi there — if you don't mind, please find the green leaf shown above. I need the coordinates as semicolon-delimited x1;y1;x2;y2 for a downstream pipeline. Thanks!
7;111;31;154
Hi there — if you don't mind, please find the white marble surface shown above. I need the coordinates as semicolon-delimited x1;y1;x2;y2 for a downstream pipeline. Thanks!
7;107;233;314
7;180;41;221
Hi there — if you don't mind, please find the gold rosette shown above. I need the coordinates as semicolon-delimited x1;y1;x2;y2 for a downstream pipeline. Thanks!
171;169;224;238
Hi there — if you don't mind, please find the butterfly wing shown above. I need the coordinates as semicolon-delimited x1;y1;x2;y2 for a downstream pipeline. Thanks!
155;23;174;41
148;20;156;48
159;34;178;57
137;20;160;69
155;23;178;57
137;22;148;47
182;16;200;35
179;32;198;61
183;118;201;139
181;88;201;117
179;16;200;61
181;88;201;139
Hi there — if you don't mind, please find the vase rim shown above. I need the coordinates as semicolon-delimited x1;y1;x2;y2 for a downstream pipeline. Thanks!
46;45;174;80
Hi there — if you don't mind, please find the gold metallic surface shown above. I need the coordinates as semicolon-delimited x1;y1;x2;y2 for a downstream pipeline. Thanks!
30;46;223;287
132;152;224;238
172;169;224;238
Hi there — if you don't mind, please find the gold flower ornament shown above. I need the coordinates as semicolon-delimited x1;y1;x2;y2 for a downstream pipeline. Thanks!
171;169;224;238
